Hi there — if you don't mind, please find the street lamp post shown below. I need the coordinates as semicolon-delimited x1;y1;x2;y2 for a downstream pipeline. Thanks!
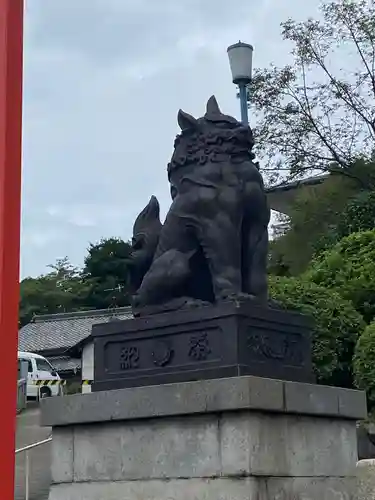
227;41;253;126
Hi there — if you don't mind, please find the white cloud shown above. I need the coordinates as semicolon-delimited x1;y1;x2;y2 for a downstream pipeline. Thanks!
22;228;67;248
45;203;129;228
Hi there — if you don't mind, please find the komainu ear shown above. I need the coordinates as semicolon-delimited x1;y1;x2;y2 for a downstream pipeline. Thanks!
206;95;221;115
177;109;198;130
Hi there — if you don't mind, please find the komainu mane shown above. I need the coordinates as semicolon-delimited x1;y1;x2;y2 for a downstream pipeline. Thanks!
128;95;270;315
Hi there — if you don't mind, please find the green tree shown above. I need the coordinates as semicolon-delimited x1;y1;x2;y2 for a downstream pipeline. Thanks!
249;0;375;185
334;189;375;238
269;276;365;387
269;172;359;275
304;230;375;323
354;321;375;408
19;257;89;326
83;238;132;309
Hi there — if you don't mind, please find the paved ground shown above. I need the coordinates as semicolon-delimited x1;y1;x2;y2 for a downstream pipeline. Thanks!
14;403;51;500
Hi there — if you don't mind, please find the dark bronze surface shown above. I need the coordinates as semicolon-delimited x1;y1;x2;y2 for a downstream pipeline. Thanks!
95;97;314;391
92;301;314;391
128;96;270;316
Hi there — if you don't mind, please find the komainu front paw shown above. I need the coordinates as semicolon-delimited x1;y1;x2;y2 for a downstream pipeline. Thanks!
183;298;212;309
131;293;143;309
218;292;255;302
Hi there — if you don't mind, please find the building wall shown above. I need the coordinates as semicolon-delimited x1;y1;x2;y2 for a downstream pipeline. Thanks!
82;342;94;394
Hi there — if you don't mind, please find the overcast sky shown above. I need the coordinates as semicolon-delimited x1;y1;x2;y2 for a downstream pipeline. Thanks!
21;0;322;278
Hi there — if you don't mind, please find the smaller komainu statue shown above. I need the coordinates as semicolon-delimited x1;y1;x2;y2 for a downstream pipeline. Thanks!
129;96;270;315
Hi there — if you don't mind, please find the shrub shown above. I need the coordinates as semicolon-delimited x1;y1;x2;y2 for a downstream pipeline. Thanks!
269;276;365;387
304;230;375;323
354;322;375;408
335;190;375;238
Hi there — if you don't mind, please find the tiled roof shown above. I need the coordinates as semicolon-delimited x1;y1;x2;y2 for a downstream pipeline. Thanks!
48;356;82;373
18;307;133;353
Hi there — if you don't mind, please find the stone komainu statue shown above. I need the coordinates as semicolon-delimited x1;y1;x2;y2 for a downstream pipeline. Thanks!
129;96;270;315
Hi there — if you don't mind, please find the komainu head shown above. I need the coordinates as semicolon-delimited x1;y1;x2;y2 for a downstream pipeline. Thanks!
167;95;255;180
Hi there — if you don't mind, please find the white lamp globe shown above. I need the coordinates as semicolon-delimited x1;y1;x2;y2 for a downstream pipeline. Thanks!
227;41;253;84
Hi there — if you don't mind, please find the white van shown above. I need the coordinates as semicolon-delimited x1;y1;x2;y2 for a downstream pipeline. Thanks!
18;351;61;399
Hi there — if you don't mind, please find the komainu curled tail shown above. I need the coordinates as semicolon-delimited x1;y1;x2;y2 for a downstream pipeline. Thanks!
128;195;162;292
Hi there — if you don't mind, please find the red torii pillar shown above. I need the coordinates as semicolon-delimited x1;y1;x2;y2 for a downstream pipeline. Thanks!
0;0;24;498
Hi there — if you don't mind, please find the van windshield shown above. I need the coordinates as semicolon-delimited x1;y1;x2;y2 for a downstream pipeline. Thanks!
36;358;54;373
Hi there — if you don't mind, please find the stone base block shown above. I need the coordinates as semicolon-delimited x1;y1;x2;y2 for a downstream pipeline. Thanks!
356;459;375;500
50;413;357;484
41;376;366;500
48;477;355;500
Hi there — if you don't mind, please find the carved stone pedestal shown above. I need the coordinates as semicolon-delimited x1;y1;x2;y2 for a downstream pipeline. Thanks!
91;301;314;391
40;376;366;500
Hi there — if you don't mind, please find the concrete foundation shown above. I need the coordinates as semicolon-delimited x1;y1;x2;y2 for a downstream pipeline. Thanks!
40;376;367;500
357;459;375;499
